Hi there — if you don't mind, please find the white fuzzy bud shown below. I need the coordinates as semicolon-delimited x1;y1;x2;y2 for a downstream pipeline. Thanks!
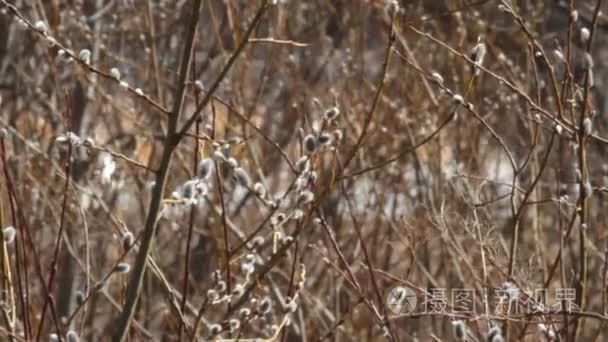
583;117;592;135
110;67;121;79
233;167;251;187
253;182;266;197
78;49;91;65
580;27;590;44
3;226;16;244
34;20;47;33
323;107;340;121
66;331;79;342
303;134;317;154
452;320;466;340
431;72;444;84
114;262;131;274
197;158;214;180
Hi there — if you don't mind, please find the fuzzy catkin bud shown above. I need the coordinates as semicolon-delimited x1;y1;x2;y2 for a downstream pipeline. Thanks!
584;53;594;70
233;167;251;187
582;181;593;198
207;289;219;301
66;331;79;342
431;72;444;84
110;67;121;79
253;182;266;197
227;157;238;169
209;324;222;334
122;231;134;250
75;291;85;305
114;262;131;274
239;308;251;318
297;190;315;204
318;133;333;145
34;20;47;33
491;335;504;342
229;319;240;332
452;320;466;340
580;27;590;44
487;326;502;342
323;107;340;121
583;117;592;136
3;226;15;244
78;49;91;65
303;134;317;154
258;297;272;314
94;280;106;291
470;41;486;74
197;158;214;180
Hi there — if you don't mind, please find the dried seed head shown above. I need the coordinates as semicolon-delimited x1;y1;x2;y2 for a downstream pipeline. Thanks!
114;262;131;274
233;167;251;187
323;106;340;121
49;333;59;342
122;231;134;250
3;226;15;244
571;10;579;22
119;81;129;89
197;158;214;180
303;134;317;154
66;330;79;342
